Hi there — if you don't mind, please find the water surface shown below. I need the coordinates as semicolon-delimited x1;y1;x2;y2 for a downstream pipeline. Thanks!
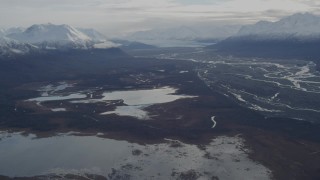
0;132;271;180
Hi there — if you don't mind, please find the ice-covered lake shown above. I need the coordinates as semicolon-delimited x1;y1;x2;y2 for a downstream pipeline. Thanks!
26;85;196;120
0;131;271;180
99;87;196;119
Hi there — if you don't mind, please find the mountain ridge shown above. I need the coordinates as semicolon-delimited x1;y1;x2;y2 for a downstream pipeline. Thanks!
0;23;118;57
125;25;241;46
236;12;320;39
7;23;92;49
212;13;320;69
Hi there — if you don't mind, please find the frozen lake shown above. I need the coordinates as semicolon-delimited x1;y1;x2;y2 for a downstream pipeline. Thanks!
0;131;271;179
26;85;196;120
99;87;196;119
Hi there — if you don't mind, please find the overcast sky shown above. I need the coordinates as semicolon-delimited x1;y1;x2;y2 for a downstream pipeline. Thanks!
0;0;319;37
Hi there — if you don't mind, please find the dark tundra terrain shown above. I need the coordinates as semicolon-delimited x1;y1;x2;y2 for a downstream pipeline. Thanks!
0;46;320;180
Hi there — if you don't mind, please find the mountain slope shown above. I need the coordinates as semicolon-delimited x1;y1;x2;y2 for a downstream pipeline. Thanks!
0;37;38;58
237;13;320;39
77;28;107;42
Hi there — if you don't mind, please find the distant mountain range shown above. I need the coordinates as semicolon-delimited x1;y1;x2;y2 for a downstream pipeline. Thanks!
2;13;320;58
0;23;116;57
127;12;320;47
127;26;199;41
125;25;241;47
112;39;157;51
236;13;320;39
213;13;320;64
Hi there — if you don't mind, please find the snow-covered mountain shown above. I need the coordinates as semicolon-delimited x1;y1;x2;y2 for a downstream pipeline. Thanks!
236;12;320;40
213;13;320;61
7;23;92;49
0;37;38;58
0;23;118;57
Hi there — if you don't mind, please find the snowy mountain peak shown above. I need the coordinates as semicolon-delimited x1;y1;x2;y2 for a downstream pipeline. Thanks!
0;23;116;57
10;23;91;44
237;12;320;38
